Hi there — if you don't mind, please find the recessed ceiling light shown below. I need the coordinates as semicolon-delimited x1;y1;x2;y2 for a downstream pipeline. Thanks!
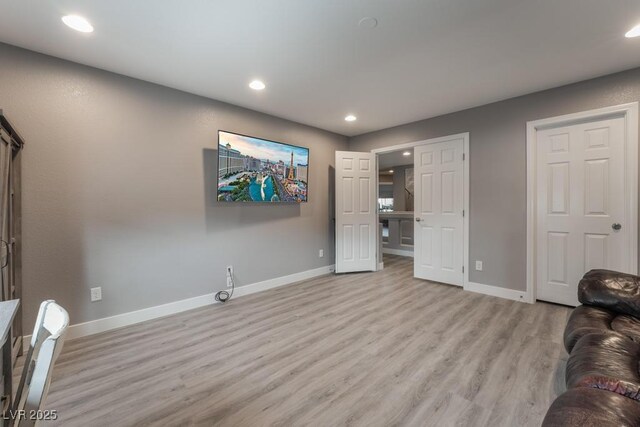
61;15;94;33
389;169;394;174
626;24;640;38
402;151;411;156
358;17;378;29
249;80;266;90
345;115;357;122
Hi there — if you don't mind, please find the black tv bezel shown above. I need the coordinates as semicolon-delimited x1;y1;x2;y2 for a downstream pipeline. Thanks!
216;130;310;203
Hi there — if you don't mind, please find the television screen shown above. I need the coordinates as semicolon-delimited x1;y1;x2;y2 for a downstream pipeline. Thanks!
217;131;309;203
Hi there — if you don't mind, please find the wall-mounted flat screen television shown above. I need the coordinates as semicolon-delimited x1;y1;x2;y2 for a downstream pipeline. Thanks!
217;131;309;203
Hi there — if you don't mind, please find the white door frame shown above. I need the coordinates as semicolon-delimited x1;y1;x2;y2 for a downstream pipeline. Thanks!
371;132;470;288
526;102;639;304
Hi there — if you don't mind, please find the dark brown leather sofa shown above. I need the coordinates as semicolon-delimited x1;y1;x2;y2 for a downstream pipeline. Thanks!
543;269;640;426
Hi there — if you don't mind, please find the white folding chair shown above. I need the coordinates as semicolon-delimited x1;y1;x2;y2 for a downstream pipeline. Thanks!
13;300;69;427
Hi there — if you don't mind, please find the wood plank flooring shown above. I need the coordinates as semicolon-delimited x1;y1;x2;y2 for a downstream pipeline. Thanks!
41;255;571;426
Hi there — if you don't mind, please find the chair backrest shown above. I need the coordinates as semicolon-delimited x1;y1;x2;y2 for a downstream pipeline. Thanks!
13;300;69;427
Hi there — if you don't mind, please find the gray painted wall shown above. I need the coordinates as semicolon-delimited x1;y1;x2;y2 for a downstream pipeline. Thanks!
3;40;640;328
378;166;412;210
0;43;348;328
391;165;413;212
350;67;640;291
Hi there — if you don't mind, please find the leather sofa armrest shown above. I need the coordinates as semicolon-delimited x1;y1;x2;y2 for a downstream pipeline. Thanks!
579;270;640;318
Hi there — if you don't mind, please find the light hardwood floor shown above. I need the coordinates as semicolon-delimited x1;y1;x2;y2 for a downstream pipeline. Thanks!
42;255;570;426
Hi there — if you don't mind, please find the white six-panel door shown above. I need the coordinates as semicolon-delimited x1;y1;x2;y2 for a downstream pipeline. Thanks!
414;138;464;285
335;151;377;273
536;117;630;306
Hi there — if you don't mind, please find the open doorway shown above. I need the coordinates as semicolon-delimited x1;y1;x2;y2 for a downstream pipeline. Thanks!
378;150;415;259
372;133;470;288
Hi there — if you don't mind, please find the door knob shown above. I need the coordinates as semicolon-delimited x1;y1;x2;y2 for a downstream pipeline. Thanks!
612;223;622;231
415;218;421;222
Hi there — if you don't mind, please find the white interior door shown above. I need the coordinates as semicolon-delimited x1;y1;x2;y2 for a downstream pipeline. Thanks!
536;116;631;306
335;151;377;273
414;138;464;285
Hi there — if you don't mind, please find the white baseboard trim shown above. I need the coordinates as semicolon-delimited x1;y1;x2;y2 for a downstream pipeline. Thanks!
382;248;414;258
231;264;334;298
464;281;528;303
24;264;335;348
65;293;215;341
377;262;384;270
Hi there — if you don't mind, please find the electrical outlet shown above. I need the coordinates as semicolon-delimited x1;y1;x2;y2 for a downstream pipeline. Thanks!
475;261;483;271
319;249;324;258
90;286;102;302
226;265;233;288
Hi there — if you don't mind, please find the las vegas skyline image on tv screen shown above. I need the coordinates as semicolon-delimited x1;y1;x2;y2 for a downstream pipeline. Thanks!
217;131;309;203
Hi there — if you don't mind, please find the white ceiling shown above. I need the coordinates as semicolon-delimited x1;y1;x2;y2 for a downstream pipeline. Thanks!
0;1;639;136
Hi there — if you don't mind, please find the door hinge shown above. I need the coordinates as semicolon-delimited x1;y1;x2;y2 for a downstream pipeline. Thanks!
462;153;466;161
462;266;464;273
462;210;465;217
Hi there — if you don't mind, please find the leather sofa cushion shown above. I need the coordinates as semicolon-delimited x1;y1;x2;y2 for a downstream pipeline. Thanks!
542;387;640;427
564;305;640;353
612;315;640;342
566;333;640;400
564;305;615;353
579;269;640;318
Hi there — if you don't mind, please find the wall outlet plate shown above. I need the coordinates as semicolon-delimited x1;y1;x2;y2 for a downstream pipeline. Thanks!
90;286;102;302
475;261;483;271
226;265;233;277
319;249;324;258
